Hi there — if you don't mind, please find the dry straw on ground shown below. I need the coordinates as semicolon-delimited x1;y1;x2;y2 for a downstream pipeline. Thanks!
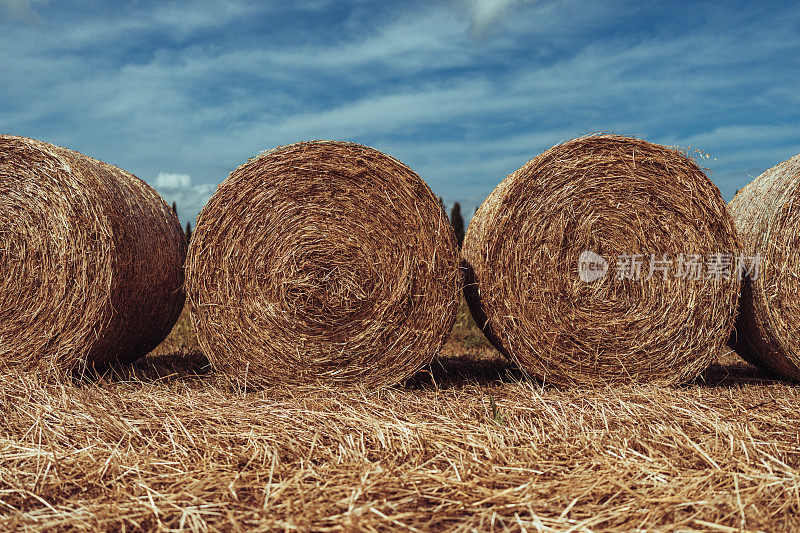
2;351;799;531
463;134;741;386
728;153;800;381
186;141;461;388
0;135;186;377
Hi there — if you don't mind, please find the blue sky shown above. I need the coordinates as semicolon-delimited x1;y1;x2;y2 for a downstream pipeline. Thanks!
1;0;799;224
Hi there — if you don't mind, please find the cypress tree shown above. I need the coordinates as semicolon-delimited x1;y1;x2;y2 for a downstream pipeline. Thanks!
450;202;465;248
185;221;192;244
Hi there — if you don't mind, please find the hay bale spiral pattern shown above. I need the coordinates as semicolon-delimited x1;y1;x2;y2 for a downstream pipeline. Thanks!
463;135;740;386
728;154;800;380
186;141;461;388
0;135;186;376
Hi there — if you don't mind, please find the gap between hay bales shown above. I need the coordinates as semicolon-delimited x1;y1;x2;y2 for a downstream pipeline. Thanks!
1;301;799;531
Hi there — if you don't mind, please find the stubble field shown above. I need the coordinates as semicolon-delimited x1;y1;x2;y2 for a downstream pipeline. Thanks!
2;303;799;531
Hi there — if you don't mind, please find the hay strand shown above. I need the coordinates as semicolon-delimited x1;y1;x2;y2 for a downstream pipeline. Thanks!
185;141;461;388
463;134;741;386
728;153;800;380
0;135;187;377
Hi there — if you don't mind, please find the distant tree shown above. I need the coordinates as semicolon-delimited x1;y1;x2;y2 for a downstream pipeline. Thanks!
450;202;465;248
172;201;178;215
185;221;192;244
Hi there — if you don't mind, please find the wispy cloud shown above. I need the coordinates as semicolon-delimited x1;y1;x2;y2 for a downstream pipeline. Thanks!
0;0;46;20
1;0;798;223
465;0;532;34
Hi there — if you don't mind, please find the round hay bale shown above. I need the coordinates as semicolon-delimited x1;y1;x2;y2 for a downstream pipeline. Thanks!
0;135;186;376
463;134;740;386
185;141;461;388
728;153;800;380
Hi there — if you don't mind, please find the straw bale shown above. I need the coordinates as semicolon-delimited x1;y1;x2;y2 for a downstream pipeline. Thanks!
728;153;800;380
185;141;461;388
463;134;740;385
0;135;187;376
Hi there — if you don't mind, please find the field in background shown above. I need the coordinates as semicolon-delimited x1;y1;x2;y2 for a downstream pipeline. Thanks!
2;301;799;531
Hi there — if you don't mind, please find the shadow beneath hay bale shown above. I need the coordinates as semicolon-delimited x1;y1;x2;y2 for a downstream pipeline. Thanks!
695;360;794;388
90;350;213;384
404;355;527;390
409;351;797;391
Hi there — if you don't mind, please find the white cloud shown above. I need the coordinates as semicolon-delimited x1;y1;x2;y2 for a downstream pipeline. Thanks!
468;0;516;28
155;172;192;189
151;173;217;225
465;0;535;34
